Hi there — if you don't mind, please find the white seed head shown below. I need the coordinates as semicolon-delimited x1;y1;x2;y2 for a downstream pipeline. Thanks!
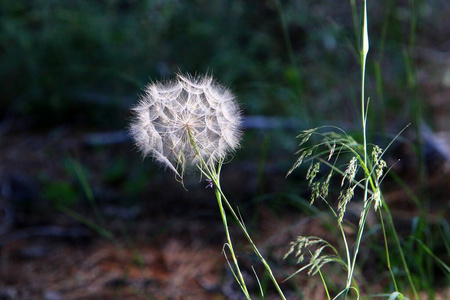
129;73;242;176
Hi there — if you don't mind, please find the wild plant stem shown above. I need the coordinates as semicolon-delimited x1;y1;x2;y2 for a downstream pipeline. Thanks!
193;133;285;298
188;131;251;299
339;223;352;288
382;200;419;299
358;2;418;299
214;182;251;299
347;183;370;291
216;185;287;300
344;0;370;296
360;0;369;167
379;209;399;292
318;268;332;300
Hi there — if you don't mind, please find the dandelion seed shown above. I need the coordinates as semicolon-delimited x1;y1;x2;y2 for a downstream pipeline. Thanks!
129;73;242;177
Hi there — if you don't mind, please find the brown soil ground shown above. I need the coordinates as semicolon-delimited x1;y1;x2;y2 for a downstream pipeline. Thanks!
0;129;449;299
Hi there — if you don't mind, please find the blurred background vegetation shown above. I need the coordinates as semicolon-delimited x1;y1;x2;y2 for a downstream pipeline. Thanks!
0;0;449;298
4;0;448;128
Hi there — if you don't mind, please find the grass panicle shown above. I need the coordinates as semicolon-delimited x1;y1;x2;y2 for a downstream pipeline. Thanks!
283;1;423;299
284;236;341;279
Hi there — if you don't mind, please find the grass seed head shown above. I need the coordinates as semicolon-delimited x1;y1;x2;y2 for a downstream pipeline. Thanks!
338;186;355;224
341;156;358;187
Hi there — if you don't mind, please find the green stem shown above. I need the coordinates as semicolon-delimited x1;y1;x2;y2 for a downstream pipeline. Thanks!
383;200;419;299
318;268;332;300
339;222;352;288
343;1;370;295
214;182;251;299
188;122;286;299
187;131;251;298
216;185;287;300
360;0;369;167
346;182;371;293
379;209;399;292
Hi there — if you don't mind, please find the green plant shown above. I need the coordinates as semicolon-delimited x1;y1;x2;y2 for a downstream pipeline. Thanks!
43;180;78;208
121;1;449;298
283;1;424;299
130;73;287;299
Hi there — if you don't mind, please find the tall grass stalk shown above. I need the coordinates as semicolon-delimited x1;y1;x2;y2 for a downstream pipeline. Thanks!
348;1;420;297
285;1;421;299
345;0;369;291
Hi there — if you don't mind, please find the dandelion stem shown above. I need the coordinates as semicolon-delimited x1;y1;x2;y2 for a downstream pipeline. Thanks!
214;179;251;299
216;186;287;300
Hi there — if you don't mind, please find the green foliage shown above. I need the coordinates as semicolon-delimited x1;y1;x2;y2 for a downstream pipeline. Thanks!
282;2;444;299
2;0;433;130
43;180;78;208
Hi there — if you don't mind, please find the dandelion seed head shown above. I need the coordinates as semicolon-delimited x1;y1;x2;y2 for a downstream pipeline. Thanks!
129;73;242;176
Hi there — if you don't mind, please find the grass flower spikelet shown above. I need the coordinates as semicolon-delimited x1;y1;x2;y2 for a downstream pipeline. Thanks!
284;236;338;277
130;73;242;176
